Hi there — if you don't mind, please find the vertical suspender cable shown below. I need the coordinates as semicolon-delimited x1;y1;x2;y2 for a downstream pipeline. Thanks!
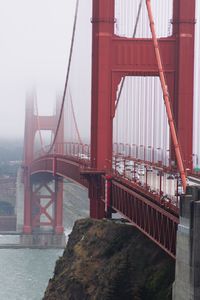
115;0;143;112
146;0;187;192
126;80;128;143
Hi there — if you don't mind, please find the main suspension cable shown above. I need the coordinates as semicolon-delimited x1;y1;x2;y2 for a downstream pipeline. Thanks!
146;0;187;192
114;0;143;113
48;0;80;153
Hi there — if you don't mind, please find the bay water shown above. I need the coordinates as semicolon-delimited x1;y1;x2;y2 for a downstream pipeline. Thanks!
0;181;89;300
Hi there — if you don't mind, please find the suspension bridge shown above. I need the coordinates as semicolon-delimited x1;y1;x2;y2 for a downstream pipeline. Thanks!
20;1;200;298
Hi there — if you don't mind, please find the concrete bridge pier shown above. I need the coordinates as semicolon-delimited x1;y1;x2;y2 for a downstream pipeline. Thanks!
173;186;200;300
20;232;65;249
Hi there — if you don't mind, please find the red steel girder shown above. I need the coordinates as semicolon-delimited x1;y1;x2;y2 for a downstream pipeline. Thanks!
32;200;54;228
91;0;195;174
172;0;196;170
31;155;88;187
23;96;64;234
111;180;178;258
90;0;195;220
111;37;175;74
32;184;55;228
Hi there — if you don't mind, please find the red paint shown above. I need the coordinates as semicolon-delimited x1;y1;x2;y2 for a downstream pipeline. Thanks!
23;1;196;255
23;96;64;234
89;0;195;218
146;0;187;192
172;0;195;170
53;156;56;177
105;175;112;218
111;179;178;258
31;184;54;229
89;174;105;219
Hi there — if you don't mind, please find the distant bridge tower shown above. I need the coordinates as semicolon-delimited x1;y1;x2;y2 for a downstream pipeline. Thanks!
22;94;65;247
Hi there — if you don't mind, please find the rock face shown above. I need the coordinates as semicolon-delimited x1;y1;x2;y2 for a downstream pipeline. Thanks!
43;218;175;300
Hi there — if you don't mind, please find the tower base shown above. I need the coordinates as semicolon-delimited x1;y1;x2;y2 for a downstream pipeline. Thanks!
173;186;200;300
20;232;66;248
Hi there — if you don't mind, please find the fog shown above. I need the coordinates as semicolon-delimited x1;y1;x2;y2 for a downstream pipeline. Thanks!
0;0;199;160
0;0;79;139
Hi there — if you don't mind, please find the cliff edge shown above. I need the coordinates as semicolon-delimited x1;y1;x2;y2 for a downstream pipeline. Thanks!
43;218;174;300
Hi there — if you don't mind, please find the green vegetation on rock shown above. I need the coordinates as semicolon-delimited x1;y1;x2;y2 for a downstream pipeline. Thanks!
43;218;175;300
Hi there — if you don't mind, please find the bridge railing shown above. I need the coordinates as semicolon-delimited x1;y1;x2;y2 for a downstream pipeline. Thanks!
63;142;91;160
34;142;91;161
33;141;193;211
113;142;172;168
112;154;179;212
35;142;200;176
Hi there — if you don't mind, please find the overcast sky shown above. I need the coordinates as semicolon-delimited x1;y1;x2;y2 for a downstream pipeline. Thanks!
0;0;199;158
0;0;80;139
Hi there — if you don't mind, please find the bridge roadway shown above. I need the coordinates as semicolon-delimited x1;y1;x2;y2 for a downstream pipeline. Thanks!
30;152;189;259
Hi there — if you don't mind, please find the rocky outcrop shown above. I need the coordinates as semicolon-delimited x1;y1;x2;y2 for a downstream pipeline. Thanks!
43;218;175;300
